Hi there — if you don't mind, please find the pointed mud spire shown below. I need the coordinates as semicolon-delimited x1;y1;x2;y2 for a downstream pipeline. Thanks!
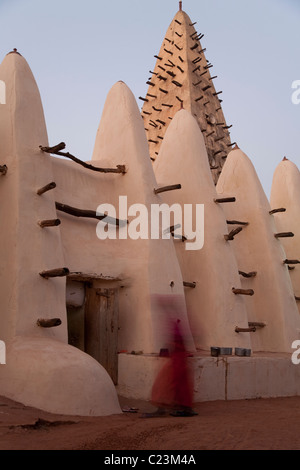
270;159;300;315
92;81;195;354
7;48;22;56
0;52;122;418
141;8;232;184
0;51;67;341
154;110;251;351
216;148;300;353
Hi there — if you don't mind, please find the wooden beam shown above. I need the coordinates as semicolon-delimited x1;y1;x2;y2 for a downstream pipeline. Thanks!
239;271;257;278
283;259;300;265
164;224;181;234
38;219;61;228
269;208;286;215
232;288;254;296
154;184;181;195
68;271;121;282
214;197;236;204
183;281;196;288
40;142;66;153
0;164;8;175
235;326;256;333
295;296;300;302
274;232;294;239
37;182;56;195
164;223;187;242
39;267;70;279
227;220;249;226
224;227;243;241
55;201;127;227
248;322;266;328
171;232;187;242
40;143;126;174
37;318;62;328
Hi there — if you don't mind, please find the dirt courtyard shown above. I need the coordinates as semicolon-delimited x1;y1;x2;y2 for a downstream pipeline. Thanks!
0;394;299;451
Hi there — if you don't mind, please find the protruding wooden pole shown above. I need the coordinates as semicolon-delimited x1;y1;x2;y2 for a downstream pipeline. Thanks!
37;182;56;195
239;271;257;278
37;318;62;328
171;232;187;242
154;184;181;195
235;326;256;333
295;296;300;302
39;267;70;279
55;201;127;227
284;259;300;265
0;165;8;175
274;232;294;239
248;322;266;328
38;219;61;228
40;143;126;174
214;197;236;204
269;208;286;215
165;224;182;234
179;1;182;11
183;281;196;288
227;220;249;226
232;288;254;296
224;227;243;241
40;142;66;153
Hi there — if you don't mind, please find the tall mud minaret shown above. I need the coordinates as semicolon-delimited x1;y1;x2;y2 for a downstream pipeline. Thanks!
140;2;232;184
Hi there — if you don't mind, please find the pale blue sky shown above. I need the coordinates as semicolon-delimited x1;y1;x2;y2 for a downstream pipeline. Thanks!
0;0;299;197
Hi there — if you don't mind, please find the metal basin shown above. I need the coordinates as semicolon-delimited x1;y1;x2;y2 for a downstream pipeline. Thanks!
235;347;245;356
211;347;220;357
219;347;232;356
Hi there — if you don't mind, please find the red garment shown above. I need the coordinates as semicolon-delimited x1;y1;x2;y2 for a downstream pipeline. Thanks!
151;321;194;409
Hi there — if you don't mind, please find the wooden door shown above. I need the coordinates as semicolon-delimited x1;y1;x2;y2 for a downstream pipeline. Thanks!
84;286;119;385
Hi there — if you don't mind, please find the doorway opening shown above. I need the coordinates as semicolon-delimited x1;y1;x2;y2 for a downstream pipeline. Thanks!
66;278;119;385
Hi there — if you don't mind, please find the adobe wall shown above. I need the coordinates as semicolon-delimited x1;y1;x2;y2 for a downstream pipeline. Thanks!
270;159;300;315
0;51;67;343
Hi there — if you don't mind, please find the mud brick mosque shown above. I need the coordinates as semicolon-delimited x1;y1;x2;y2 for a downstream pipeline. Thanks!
0;3;299;416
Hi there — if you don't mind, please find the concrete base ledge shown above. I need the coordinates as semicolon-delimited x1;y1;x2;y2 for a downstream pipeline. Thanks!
116;352;300;402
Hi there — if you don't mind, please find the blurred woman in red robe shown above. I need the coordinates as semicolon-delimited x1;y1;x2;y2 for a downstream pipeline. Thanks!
142;315;197;418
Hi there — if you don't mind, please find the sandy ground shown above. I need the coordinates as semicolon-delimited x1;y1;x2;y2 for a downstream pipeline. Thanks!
0;394;300;451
